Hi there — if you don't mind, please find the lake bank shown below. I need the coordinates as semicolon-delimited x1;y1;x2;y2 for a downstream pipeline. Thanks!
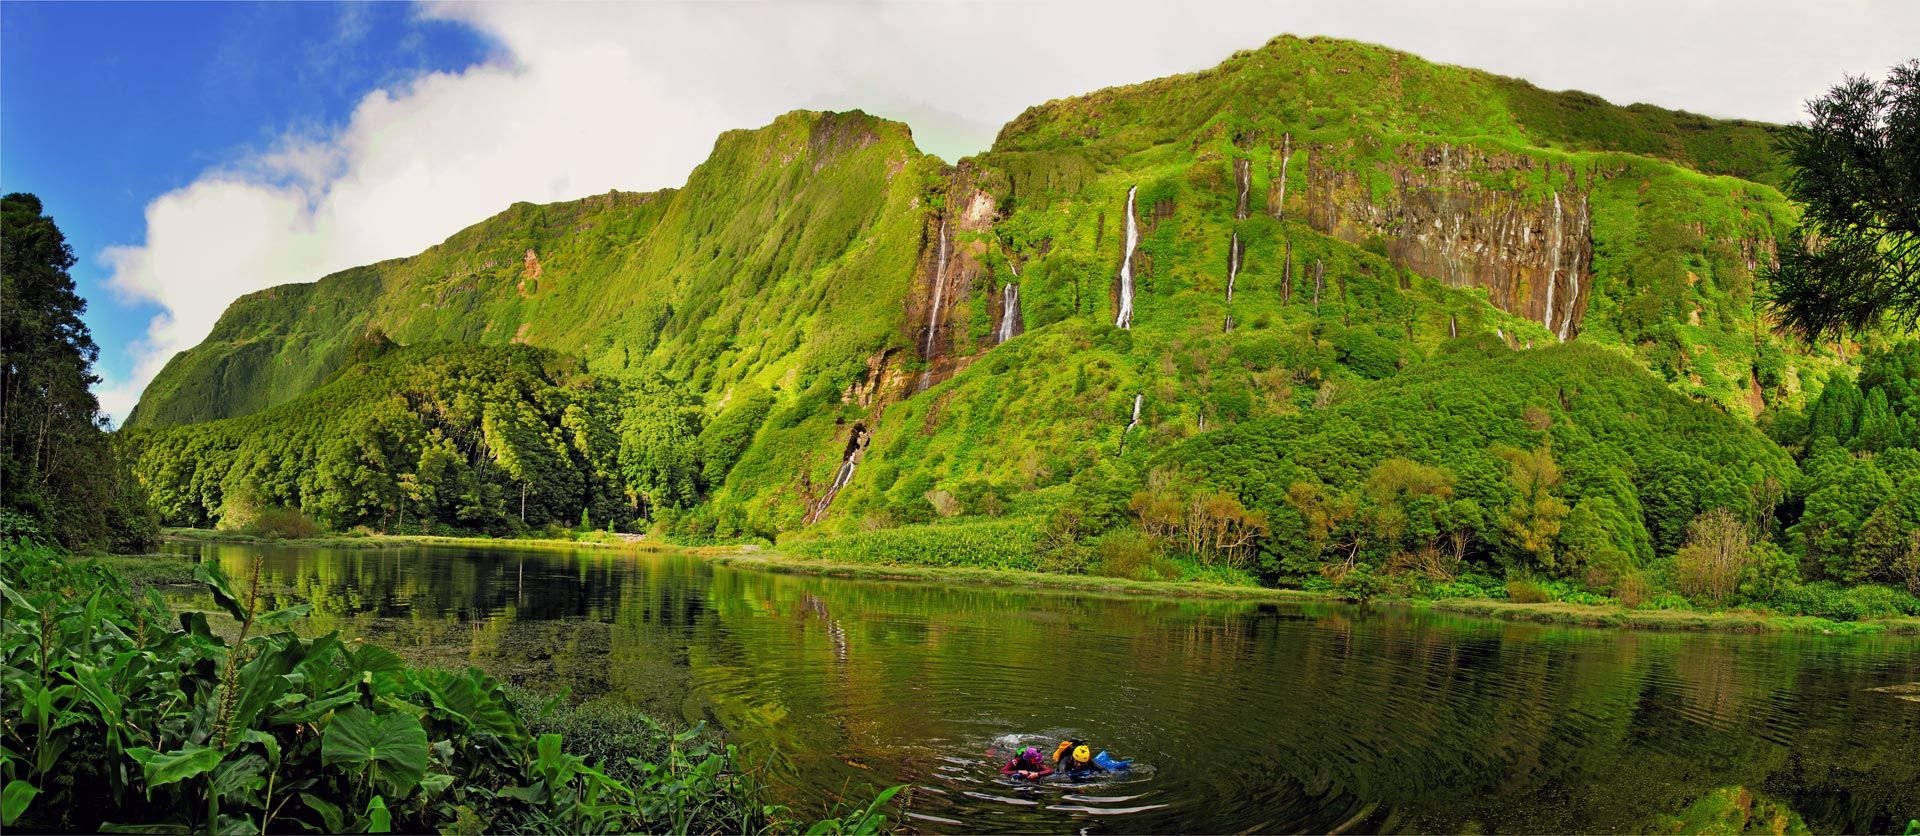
723;551;1920;636
149;529;1920;636
158;526;704;553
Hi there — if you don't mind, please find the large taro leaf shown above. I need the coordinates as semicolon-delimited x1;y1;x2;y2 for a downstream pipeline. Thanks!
321;706;428;795
416;668;524;742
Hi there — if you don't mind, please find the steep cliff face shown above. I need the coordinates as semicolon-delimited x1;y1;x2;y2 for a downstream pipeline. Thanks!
909;174;1002;391
132;36;1838;539
131;111;933;429
1301;142;1595;339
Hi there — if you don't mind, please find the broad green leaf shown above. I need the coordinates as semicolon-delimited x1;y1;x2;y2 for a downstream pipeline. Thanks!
299;792;344;834
1;581;39;616
347;644;406;677
257;603;311;627
321;706;428;795
417;669;523;741
222;634;308;737
193;562;248;623
178;610;218;644
2;779;40;826
127;745;224;790
364;796;391;834
209;751;270;806
273;689;358;725
237;729;281;764
419;773;454;797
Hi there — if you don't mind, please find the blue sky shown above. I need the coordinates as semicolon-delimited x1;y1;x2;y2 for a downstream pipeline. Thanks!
1;2;491;404
5;0;1917;425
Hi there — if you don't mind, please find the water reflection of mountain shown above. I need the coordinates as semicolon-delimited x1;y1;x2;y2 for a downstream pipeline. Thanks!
169;542;1920;833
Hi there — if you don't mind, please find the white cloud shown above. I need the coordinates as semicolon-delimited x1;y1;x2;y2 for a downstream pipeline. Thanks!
93;0;1920;423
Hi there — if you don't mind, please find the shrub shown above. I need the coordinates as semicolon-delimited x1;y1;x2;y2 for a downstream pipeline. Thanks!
1616;572;1653;608
1674;509;1752;605
1506;577;1552;603
246;506;320;539
1093;528;1177;581
1331;563;1385;601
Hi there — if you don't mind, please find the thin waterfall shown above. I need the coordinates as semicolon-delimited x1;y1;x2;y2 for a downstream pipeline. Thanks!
1226;232;1240;303
1558;194;1588;341
918;219;950;390
1282;238;1293;304
1543;191;1561;334
1234;158;1251;221
998;282;1020;343
1274;132;1292;220
1125;394;1143;433
1115;186;1139;329
805;424;868;525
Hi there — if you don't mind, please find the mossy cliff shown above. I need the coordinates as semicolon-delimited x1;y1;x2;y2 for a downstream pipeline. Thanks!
127;35;1870;554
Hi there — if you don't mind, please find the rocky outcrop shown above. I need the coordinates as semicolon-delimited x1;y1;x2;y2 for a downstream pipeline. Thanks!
909;176;1001;391
1303;142;1595;339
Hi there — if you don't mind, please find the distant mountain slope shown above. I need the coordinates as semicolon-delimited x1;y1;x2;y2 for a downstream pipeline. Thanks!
128;35;1854;537
128;111;933;428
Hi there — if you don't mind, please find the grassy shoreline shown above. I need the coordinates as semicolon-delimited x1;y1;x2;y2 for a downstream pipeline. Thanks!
153;528;1920;636
158;526;701;553
719;552;1920;636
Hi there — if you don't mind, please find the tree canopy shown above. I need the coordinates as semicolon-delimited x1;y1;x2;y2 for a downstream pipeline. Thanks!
1767;61;1920;341
0;193;154;549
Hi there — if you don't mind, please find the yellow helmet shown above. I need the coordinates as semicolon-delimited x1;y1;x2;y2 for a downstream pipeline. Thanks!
1073;745;1091;762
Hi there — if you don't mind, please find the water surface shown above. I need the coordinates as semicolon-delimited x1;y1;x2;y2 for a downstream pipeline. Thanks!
162;542;1920;833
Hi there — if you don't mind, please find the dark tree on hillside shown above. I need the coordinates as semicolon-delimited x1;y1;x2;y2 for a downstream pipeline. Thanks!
0;192;155;548
1767;60;1920;341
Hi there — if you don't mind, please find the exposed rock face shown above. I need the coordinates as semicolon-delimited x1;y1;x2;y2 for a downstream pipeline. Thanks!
909;177;1000;391
1303;142;1595;338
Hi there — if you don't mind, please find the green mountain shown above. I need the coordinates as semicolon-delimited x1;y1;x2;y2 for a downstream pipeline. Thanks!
127;36;1916;598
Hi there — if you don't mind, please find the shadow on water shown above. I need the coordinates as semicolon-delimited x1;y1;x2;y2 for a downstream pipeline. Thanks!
162;541;1920;834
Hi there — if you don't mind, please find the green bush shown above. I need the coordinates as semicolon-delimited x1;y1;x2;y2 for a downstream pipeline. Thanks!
1092;529;1178;581
247;506;320;539
1506;577;1553;603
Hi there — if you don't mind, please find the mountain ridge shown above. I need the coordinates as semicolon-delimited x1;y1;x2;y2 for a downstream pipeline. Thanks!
125;33;1860;549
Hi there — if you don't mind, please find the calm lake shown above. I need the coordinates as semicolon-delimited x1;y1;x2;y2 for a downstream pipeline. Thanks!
159;541;1920;834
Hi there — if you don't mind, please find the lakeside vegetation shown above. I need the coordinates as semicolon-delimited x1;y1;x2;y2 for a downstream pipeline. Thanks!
0;540;900;833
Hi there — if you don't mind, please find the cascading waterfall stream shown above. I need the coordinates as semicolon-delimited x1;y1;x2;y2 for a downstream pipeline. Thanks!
998;282;1020;343
1125;394;1143;434
1226;232;1240;303
805;424;868;525
918;219;950;390
1224;232;1240;333
1115;186;1139;329
1543;191;1561;336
